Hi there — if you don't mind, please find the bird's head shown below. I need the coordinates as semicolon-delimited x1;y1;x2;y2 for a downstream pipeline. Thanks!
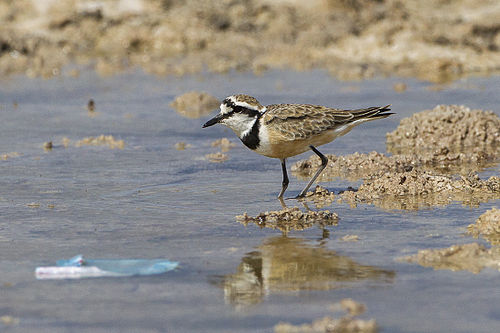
202;94;266;138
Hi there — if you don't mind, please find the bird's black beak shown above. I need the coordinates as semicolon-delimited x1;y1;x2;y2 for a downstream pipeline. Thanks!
202;114;223;128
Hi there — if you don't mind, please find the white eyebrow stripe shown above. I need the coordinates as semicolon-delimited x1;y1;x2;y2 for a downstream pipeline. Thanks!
235;101;261;111
227;95;263;112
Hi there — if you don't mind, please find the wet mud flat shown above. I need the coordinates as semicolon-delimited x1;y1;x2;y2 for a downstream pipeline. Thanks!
0;70;500;332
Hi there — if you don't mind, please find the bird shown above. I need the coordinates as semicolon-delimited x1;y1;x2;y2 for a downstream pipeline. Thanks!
203;94;393;199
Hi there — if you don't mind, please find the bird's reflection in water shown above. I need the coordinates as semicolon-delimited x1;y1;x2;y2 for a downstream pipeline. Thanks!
214;236;395;308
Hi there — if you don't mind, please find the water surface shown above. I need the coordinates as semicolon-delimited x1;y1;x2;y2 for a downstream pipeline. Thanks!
1;70;499;332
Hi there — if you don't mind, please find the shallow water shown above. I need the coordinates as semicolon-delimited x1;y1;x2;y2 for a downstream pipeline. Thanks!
1;70;499;332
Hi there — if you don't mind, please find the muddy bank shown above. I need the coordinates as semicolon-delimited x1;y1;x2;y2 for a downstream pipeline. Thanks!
339;172;500;210
1;0;500;82
292;148;498;181
401;243;500;273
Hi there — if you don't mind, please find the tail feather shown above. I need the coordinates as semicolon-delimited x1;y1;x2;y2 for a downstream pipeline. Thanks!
349;104;393;121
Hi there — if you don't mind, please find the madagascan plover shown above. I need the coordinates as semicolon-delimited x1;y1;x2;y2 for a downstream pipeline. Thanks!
203;95;393;199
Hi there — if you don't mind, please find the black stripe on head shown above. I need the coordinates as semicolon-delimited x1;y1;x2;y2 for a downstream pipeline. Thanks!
221;98;261;119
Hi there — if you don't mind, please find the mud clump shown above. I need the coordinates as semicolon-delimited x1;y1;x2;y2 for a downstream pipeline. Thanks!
206;138;236;162
275;299;376;333
205;152;228;163
2;1;500;82
211;138;236;152
467;208;500;245
170;92;220;119
61;137;71;148
338;299;366;317
275;316;377;333
43;141;53;151
393;82;407;93
236;207;338;233
341;235;360;242
0;315;19;326
75;135;125;149
303;185;336;208
401;243;500;273
1;152;20;160
387;105;500;152
174;142;191;151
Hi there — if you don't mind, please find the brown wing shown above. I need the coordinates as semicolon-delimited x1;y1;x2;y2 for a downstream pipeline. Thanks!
262;104;392;141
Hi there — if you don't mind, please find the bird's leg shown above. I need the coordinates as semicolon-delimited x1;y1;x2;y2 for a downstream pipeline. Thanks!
278;197;287;209
295;145;328;198
278;158;289;199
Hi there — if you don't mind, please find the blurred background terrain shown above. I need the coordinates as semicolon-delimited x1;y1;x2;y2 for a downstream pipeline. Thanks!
1;0;499;82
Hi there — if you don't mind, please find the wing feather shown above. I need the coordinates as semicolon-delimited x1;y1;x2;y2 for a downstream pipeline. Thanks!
263;104;391;141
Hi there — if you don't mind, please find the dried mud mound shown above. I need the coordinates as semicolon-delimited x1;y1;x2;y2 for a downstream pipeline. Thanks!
2;0;500;81
386;105;500;152
236;207;338;233
467;208;500;245
401;243;500;273
170;92;220;119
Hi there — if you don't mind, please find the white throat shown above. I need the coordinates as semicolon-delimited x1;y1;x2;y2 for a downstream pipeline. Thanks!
222;113;257;139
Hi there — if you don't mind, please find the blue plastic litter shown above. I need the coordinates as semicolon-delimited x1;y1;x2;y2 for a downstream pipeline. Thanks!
36;255;179;279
